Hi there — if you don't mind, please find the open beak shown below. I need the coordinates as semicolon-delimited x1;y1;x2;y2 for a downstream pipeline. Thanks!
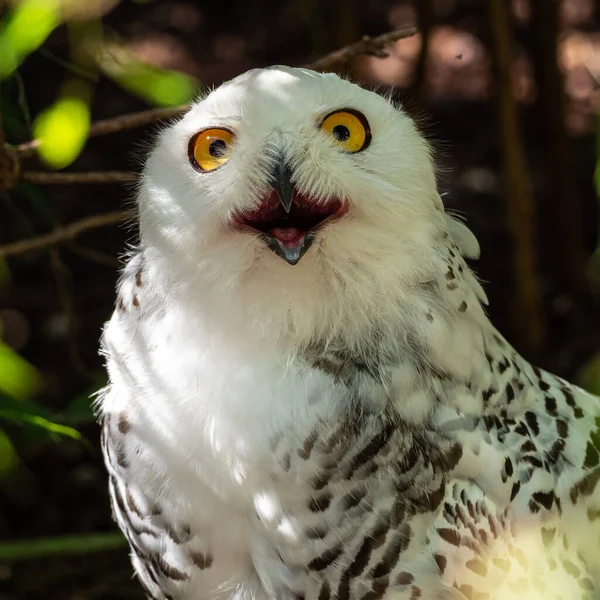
233;154;347;266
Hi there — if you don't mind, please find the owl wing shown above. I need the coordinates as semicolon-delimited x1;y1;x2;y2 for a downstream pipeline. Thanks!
101;411;185;600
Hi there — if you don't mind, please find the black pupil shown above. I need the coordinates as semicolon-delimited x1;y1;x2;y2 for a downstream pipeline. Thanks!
332;125;350;142
209;139;227;158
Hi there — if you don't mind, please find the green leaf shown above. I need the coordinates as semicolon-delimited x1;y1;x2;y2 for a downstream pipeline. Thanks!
33;86;91;169
0;341;40;400
0;427;20;477
0;532;127;562
0;395;81;442
0;0;61;79
94;35;200;107
578;353;600;397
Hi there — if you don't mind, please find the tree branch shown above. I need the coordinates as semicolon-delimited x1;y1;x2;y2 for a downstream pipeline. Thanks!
15;27;417;159
21;171;138;184
0;210;133;257
16;107;186;158
306;26;418;72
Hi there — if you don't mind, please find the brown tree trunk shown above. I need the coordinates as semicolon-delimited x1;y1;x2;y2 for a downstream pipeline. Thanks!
530;0;589;296
488;0;545;357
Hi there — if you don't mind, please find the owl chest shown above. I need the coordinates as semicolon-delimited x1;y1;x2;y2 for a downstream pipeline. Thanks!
239;419;454;599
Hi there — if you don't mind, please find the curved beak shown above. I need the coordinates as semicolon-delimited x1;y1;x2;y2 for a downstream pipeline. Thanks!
268;154;295;213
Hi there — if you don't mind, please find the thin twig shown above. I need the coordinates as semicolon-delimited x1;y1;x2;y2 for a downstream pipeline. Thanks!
0;210;132;257
488;0;544;356
16;106;186;157
412;0;434;94
306;26;418;72
15;27;418;159
21;171;138;184
68;241;122;267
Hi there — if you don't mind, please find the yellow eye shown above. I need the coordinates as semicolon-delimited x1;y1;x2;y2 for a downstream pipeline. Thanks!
188;128;235;172
319;109;371;153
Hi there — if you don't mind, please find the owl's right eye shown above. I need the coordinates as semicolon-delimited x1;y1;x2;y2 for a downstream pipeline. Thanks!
188;128;235;172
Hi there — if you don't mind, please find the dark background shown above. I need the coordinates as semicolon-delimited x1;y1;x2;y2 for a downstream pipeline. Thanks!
1;0;600;598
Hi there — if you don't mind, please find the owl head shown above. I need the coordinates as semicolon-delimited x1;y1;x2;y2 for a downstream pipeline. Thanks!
138;66;455;346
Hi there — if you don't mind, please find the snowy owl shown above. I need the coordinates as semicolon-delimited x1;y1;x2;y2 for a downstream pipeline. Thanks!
99;66;600;600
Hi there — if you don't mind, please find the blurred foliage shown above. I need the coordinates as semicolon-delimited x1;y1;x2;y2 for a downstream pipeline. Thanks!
0;0;61;79
0;531;127;562
1;0;200;170
93;31;200;107
33;79;92;169
579;355;600;397
0;340;39;400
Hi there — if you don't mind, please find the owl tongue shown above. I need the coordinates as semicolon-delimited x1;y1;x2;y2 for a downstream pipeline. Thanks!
269;227;306;248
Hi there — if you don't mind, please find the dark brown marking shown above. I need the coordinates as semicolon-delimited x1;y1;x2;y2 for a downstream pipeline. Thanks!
132;294;140;308
135;269;143;287
579;578;594;591
505;383;515;402
466;557;488;577
349;519;389;577
520;440;536;453
410;587;422;600
570;468;600;504
308;544;343;571
584;441;599;468
298;429;319;460
311;472;331;491
345;423;394;479
118;412;131;435
562;559;580;578
396;572;414;585
556;419;568;439
458;301;467;312
504;456;513;477
318;581;331;600
545;396;557;415
305;526;328;539
370;529;410;578
125;487;143;518
280;451;291;472
541;527;556;547
492;557;510;571
152;554;189;581
336;570;351;600
308;492;333;512
433;553;446;574
525;411;539;436
532;490;554;511
190;551;213;569
437;528;460;547
341;487;367;510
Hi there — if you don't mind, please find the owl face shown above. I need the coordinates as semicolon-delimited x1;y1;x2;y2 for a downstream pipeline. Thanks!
139;66;443;314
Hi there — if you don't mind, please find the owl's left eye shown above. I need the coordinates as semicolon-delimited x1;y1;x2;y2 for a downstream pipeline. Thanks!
188;128;235;172
319;109;371;153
